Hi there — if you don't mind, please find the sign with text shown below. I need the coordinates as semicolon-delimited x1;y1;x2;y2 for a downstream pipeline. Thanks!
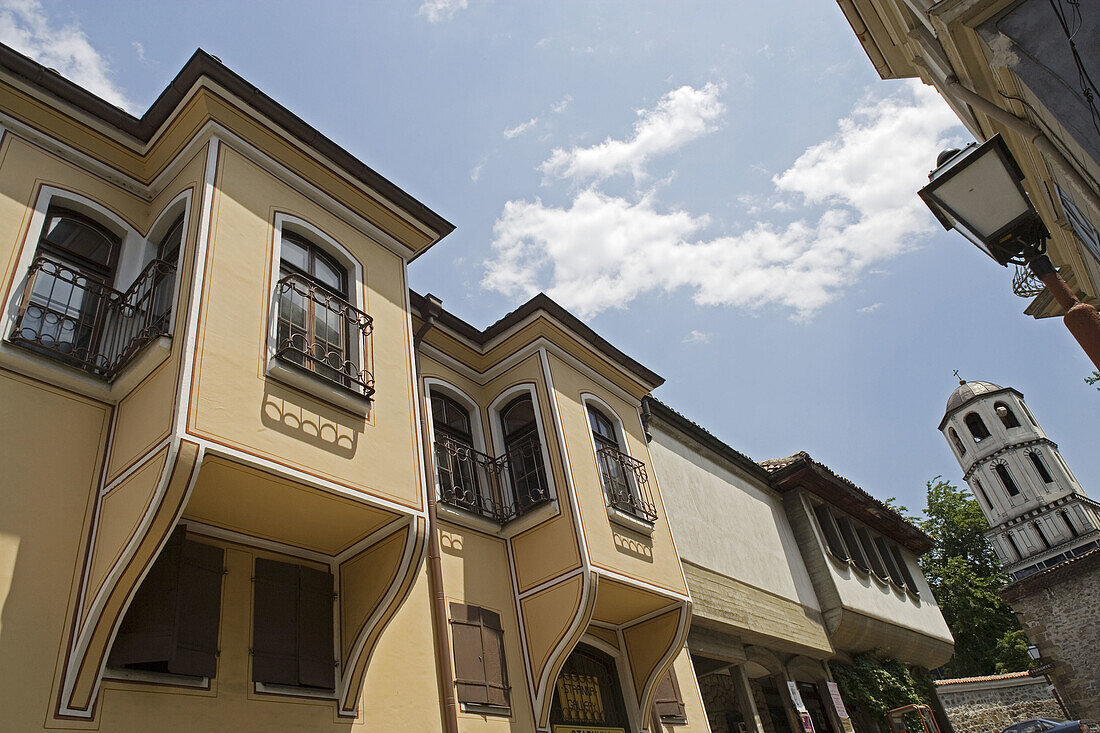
787;681;807;712
826;681;850;719
800;711;816;733
551;727;625;733
556;673;606;724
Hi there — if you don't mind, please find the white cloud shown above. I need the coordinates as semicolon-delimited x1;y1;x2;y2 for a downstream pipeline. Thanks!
504;117;539;139
858;303;882;313
539;82;725;185
132;40;149;65
0;0;135;113
470;158;486;182
682;330;710;344
551;95;572;114
482;80;963;320
418;0;468;23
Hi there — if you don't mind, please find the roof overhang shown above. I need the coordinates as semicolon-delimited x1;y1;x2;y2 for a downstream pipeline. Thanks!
767;455;933;554
410;290;664;397
0;43;454;258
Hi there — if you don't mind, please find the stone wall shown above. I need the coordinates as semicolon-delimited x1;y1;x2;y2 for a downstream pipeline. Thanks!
699;671;744;733
1002;547;1100;719
934;673;1063;733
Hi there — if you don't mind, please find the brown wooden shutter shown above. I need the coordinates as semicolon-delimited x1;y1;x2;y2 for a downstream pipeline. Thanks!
479;608;509;708
652;666;687;721
252;558;300;686
296;565;335;689
108;527;185;667
450;602;490;705
169;539;224;677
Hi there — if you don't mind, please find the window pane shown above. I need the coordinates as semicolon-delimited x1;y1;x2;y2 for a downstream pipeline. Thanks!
502;396;535;436
313;255;342;292
281;235;309;272
43;213;115;269
588;406;616;442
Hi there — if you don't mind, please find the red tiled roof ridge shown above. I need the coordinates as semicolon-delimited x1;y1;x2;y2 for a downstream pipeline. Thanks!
934;670;1031;685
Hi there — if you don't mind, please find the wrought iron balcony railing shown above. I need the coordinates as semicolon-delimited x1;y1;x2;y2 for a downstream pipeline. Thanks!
435;435;551;524
596;445;657;523
9;255;177;378
274;273;375;399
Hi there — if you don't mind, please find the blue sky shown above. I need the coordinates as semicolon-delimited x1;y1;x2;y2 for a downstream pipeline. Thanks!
4;0;1096;516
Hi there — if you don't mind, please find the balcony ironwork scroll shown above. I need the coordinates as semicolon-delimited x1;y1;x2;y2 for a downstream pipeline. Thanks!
274;273;375;399
435;435;551;524
596;445;657;523
9;255;177;377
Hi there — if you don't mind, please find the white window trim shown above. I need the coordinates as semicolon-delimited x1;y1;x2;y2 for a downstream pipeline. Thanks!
253;681;337;700
265;213;370;413
146;190;193;337
1;187;188;399
425;378;488;455
425;378;505;532
104;665;210;689
581;392;654;533
4;187;141;335
487;382;558;510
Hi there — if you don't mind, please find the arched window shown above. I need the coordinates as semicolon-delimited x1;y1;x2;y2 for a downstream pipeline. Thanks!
146;215;184;339
994;401;1020;429
587;403;656;522
972;478;993;510
1061;511;1080;538
14;207;120;370
812;504;848;561
499;394;549;515
1028;450;1054;484
431;391;488;516
949;428;966;455
994;462;1020;496
274;231;372;396
964;412;990;442
588;405;628;495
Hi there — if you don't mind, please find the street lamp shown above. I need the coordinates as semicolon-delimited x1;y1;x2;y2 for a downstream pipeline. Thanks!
1027;644;1041;662
919;134;1100;370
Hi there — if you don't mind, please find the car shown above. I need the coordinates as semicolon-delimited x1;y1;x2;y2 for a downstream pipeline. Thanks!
1001;719;1097;733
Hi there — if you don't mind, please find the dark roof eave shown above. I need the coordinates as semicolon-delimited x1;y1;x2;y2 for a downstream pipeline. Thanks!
768;457;933;554
409;290;663;390
644;397;772;482
0;44;455;242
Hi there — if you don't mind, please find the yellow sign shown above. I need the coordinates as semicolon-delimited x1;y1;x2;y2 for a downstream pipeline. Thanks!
556;673;605;723
551;727;625;733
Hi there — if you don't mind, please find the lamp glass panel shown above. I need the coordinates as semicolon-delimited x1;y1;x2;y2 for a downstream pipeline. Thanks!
932;149;1030;240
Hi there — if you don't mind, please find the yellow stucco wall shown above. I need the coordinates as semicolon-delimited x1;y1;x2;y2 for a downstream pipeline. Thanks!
438;520;539;731
0;371;109;731
190;144;423;509
546;352;686;596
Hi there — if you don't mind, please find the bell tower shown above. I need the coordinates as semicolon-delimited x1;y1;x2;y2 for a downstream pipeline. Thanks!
939;379;1100;580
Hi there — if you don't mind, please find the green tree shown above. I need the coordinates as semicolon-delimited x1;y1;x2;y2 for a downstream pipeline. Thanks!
830;653;925;717
917;477;1030;677
1087;371;1100;391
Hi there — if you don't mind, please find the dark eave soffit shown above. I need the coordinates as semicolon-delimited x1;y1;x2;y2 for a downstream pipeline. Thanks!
770;458;933;554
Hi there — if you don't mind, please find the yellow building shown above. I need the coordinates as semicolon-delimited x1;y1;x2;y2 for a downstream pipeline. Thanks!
837;0;1100;318
0;43;705;732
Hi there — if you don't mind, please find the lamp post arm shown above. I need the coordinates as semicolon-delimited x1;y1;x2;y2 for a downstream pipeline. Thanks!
1029;254;1100;370
930;71;1100;220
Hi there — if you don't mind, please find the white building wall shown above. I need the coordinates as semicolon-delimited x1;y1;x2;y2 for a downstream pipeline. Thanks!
647;425;820;611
